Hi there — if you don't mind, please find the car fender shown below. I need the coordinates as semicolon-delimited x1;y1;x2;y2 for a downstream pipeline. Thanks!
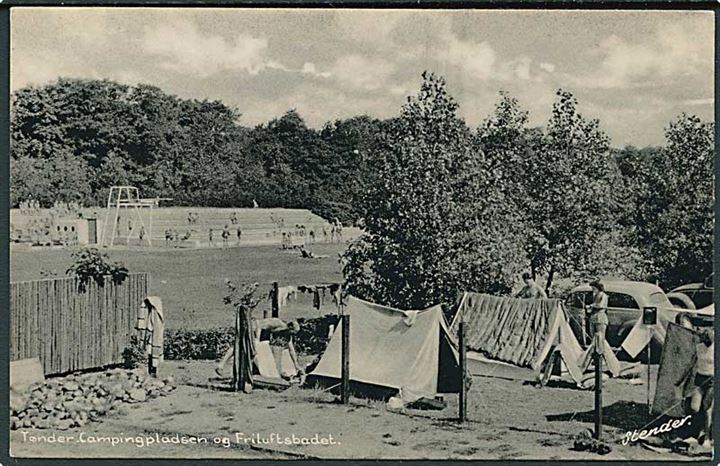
666;292;696;310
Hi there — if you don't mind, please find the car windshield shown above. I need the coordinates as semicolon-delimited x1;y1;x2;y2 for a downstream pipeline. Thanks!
649;292;672;306
692;290;713;309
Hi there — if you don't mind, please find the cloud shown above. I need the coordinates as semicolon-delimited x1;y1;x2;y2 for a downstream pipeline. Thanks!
682;98;713;106
301;62;331;78
576;23;712;89
142;20;270;77
441;32;496;79
539;62;556;73
141;19;335;80
327;54;396;91
333;11;406;47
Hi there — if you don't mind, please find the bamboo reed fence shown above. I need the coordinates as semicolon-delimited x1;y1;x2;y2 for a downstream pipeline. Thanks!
10;273;150;375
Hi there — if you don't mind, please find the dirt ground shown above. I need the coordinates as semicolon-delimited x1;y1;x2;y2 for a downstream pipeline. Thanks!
10;358;709;461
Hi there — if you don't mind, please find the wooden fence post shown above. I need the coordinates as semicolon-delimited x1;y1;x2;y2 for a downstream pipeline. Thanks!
459;321;467;423
232;306;245;392
271;282;280;318
594;350;603;440
341;315;350;404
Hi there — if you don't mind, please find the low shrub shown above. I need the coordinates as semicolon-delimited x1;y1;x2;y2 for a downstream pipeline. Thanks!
162;314;341;360
164;327;234;360
121;336;147;369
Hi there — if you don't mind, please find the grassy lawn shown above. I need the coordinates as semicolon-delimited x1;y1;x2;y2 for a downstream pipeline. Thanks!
11;243;347;329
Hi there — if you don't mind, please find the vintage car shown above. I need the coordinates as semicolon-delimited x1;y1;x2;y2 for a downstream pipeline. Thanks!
565;280;684;349
667;273;713;310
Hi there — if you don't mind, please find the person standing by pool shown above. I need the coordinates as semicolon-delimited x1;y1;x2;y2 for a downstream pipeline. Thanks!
221;225;230;248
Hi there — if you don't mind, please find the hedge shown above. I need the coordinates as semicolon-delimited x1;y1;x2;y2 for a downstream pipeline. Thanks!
161;314;341;360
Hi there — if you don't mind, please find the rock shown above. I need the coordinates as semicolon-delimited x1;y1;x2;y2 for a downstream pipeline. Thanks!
35;419;50;429
64;400;81;413
128;388;146;402
161;384;174;393
10;390;27;413
56;419;72;430
64;381;80;391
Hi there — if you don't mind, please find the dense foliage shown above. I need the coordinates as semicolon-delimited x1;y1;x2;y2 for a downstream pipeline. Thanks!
66;248;129;293
343;72;526;309
11;79;371;224
162;315;340;360
12;75;714;300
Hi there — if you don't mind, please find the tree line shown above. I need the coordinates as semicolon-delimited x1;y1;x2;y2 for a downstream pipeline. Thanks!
11;75;713;299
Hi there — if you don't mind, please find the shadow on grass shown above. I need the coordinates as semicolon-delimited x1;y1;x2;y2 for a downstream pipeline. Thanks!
546;400;652;431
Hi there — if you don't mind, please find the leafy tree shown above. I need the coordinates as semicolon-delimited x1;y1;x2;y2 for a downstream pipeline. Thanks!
635;114;714;288
521;90;621;293
342;72;526;310
318;115;384;223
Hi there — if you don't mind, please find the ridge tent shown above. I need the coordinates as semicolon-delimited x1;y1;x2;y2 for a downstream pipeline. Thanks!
306;296;461;399
450;293;587;386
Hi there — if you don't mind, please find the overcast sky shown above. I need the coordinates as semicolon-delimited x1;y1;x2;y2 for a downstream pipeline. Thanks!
11;8;714;147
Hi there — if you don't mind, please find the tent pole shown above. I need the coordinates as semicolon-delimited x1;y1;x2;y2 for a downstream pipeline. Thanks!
646;344;651;414
341;315;350;404
272;282;280;318
459;321;467;423
594;350;603;440
233;306;244;392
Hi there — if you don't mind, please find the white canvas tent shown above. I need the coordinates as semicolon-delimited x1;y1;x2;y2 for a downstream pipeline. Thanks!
621;304;714;358
307;296;460;398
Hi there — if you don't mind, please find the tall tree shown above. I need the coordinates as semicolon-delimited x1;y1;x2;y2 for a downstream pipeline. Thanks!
522;90;621;293
635;114;714;288
343;72;526;309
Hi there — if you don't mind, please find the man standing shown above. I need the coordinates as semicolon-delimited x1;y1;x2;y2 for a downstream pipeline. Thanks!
221;225;230;248
515;272;548;299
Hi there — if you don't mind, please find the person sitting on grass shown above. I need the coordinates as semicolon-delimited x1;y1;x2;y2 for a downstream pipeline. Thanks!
299;245;314;258
216;318;302;379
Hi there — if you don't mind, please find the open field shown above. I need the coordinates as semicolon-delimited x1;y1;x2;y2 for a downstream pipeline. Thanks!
10;359;701;460
11;243;347;329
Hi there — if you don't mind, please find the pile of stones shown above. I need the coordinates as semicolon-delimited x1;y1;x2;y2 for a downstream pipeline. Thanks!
10;369;176;430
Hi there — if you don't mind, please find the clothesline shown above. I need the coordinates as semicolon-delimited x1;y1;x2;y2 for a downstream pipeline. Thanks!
268;282;344;314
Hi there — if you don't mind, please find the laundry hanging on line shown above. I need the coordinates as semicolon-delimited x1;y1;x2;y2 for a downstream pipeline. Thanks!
282;283;343;311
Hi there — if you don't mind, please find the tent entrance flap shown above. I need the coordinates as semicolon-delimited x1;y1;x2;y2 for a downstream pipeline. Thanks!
306;296;460;398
